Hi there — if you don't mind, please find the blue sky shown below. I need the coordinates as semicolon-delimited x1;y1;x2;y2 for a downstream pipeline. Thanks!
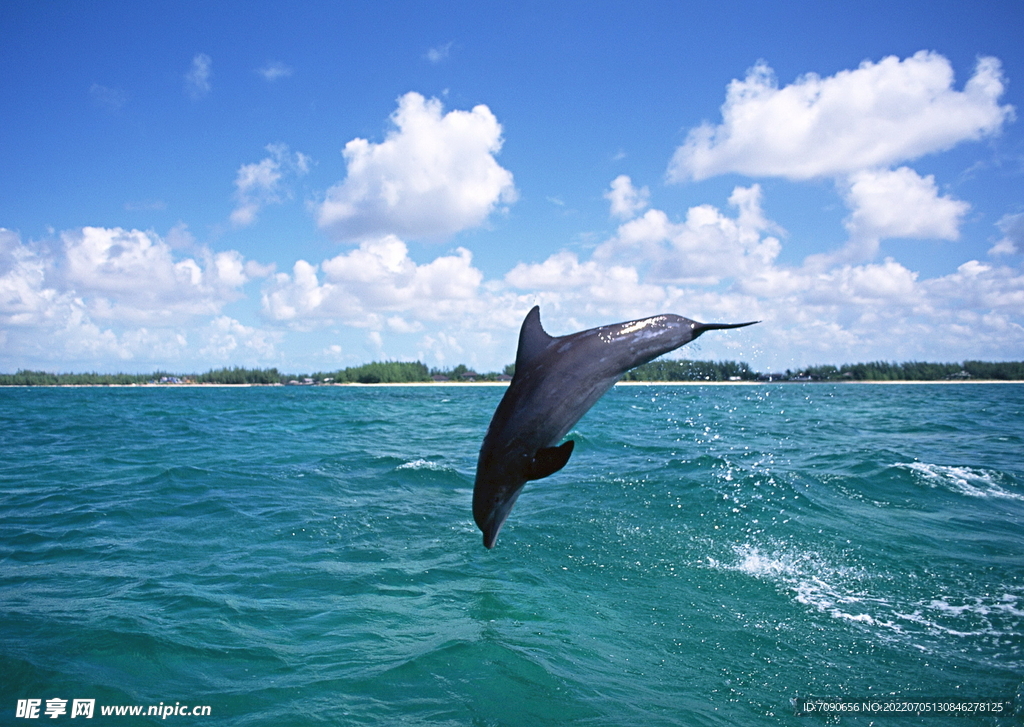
2;0;1022;374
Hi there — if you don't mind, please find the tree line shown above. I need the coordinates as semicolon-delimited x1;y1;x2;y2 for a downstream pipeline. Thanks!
785;360;1024;381
3;359;1024;386
622;360;757;382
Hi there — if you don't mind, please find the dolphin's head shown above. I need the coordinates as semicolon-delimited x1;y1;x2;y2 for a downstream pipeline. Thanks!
476;486;524;549
597;315;759;374
473;453;528;549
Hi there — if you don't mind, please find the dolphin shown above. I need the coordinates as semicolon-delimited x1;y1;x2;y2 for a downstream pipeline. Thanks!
472;306;757;548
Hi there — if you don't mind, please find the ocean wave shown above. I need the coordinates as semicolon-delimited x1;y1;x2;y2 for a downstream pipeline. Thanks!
893;591;1024;638
896;462;1024;501
715;544;901;630
396;458;454;472
391;458;460;475
716;543;1024;660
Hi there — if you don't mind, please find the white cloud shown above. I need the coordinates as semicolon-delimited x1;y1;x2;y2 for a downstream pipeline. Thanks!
604;175;650;219
59;227;250;321
0;227;281;371
317;92;517;241
261;235;485;325
990;212;1024;255
257;235;548;370
418;331;464;365
668;52;1013;182
666;51;1011;269
505;251;665;311
925;259;1024;310
844;167;969;242
0;228;63;329
199;316;280;361
594;184;782;284
733;254;1024;367
386;315;423;333
258;61;293;81
426;42;453;64
801;166;975;265
185;53;212;99
231;144;311;227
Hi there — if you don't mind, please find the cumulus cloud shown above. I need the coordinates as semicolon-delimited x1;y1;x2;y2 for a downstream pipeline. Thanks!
604;175;650;219
735;254;1023;366
261;236;485;325
0;227;279;370
199;316;280;360
666;51;1012;269
990;212;1024;255
668;52;1013;182
258;61;293;81
0;228;60;329
185;53;212;99
317;92;517;241
801;166;975;264
56;227;251;322
844;167;969;242
231;144;311;227
925;259;1024;310
594;184;782;284
505;252;666;311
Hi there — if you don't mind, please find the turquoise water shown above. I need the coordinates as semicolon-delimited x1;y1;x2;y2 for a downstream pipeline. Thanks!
2;384;1023;725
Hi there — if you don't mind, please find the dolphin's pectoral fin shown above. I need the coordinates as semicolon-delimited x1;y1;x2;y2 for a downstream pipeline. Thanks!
526;440;575;481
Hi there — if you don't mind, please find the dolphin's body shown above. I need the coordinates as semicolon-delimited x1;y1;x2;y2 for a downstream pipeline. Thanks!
473;306;757;548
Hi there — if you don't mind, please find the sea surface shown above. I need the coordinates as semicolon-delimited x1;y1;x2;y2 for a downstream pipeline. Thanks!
2;383;1023;726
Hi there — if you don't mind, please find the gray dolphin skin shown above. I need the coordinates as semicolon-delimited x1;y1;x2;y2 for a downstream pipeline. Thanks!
473;306;758;548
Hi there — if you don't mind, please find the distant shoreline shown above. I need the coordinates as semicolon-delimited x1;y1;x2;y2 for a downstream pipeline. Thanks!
3;379;1023;388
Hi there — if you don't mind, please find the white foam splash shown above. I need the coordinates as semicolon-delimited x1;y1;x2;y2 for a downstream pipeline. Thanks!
893;592;1024;638
396;459;450;471
720;544;1024;650
896;462;1024;501
724;545;901;630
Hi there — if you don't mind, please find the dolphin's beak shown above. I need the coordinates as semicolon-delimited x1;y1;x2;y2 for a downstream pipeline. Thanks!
477;489;522;549
692;320;759;338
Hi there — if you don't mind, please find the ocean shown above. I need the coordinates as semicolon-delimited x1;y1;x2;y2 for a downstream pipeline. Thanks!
2;383;1022;726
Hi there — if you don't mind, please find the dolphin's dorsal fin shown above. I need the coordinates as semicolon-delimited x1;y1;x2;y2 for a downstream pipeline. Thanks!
515;306;554;371
526;440;575;481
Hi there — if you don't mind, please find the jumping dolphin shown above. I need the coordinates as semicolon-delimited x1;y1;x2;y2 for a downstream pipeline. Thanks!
473;306;757;548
